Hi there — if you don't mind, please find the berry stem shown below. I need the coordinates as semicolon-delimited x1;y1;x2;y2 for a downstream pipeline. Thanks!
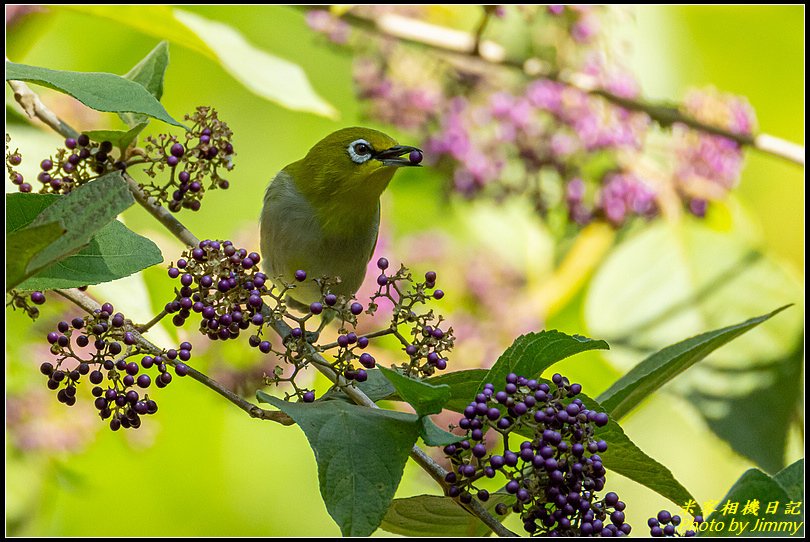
318;327;395;350
136;308;170;333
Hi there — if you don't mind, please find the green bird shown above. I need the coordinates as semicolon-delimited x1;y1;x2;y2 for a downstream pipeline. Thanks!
260;127;422;313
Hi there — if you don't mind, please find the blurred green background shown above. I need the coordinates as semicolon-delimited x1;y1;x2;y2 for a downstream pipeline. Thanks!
5;5;803;536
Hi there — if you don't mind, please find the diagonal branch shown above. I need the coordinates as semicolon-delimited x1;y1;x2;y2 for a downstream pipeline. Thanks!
54;288;293;426
329;8;804;167
10;79;516;536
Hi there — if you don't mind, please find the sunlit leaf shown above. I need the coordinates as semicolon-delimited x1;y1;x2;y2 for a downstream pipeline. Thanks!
5;61;183;127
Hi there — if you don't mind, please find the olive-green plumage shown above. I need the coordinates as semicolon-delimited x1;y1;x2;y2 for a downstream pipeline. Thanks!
260;127;421;308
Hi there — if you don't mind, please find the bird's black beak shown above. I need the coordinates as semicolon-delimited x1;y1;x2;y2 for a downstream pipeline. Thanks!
374;145;423;167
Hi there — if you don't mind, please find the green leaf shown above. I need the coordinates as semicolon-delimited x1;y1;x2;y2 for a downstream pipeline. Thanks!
480;330;609;394
598;306;790;420
418;417;465;447
6;221;66;291
380;494;513;537
772;458;804;501
84;122;150;152
257;393;420;536
118;41;170;127
320;368;396;403
18;220;163;290
6;192;60;234
703;462;804;537
58;6;338;118
426;369;489;413
378;366;451;417
5;61;184;128
25;172;134;273
591;413;701;517
586;220;804;472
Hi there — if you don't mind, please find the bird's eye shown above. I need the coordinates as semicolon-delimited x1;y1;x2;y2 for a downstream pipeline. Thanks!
347;139;374;164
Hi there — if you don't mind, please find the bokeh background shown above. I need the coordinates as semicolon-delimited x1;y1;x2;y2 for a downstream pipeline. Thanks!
5;5;804;536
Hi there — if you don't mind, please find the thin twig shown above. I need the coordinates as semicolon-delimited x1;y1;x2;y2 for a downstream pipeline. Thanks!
136;308;169;333
318;326;396;350
54;288;294;426
122;172;200;248
6;78;79;139
330;9;804;166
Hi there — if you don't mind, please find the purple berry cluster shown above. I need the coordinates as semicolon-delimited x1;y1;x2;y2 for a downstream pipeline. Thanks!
7;290;46;321
305;6;757;229
6;135;31;193
140;106;235;213
9;133;125;195
166;239;275;343
367;259;453;378
38;302;190;430
443;372;629;536
648;511;700;537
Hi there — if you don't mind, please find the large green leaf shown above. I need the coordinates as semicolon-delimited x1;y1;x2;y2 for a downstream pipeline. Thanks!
380;494;513;537
378;366;450;417
6;174;137;291
479;330;609;394
598;306;790;420
6;221;65;291
58;6;337;118
586;220;804;472
5;61;183;127
17;220;164;290
257;392;420;537
118;41;170;128
24;172;134;270
702;459;804;537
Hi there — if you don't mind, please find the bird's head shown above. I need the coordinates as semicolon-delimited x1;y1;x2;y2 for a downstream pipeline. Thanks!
286;127;422;208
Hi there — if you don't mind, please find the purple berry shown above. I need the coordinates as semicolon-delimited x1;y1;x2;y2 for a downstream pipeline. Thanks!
294;270;307;281
31;291;46;305
409;149;423;164
377;257;389;270
350;302;363;315
433;289;445;300
310;302;323;315
170;143;185;157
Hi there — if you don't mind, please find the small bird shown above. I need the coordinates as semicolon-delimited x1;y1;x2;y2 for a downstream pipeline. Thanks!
260;127;422;313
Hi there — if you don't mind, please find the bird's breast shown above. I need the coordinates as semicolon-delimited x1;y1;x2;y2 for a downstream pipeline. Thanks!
260;171;380;303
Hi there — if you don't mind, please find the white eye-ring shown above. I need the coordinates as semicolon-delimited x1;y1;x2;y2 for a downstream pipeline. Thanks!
347;139;373;164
